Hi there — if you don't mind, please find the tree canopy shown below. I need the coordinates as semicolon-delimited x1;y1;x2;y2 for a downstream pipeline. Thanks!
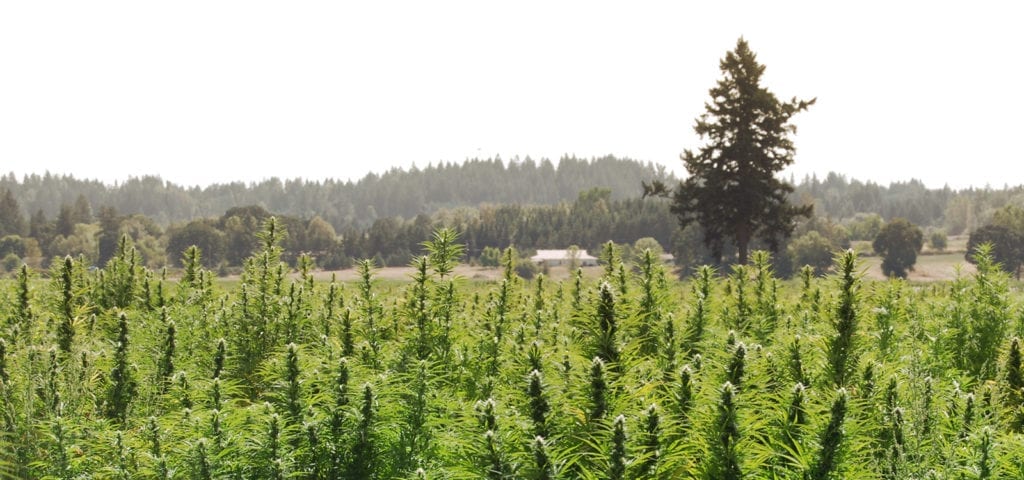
873;218;923;278
966;205;1024;279
647;37;814;264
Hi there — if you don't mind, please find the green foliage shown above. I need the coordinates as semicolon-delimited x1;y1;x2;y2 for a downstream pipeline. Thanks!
1006;337;1024;431
608;414;627;480
591;282;620;367
156;321;175;393
950;244;1012;380
514;260;539;281
967;223;1024;278
929;230;948;251
527;369;550;438
167;220;225;268
104;313;137;423
228;217;288;396
809;388;848;480
2;225;1024;477
707;381;742;480
788;230;835;275
873;218;924;278
0;338;8;384
588;357;608;422
0;188;26;237
56;255;76;354
479;246;502;267
844;212;884;241
638;404;660;477
423;227;464;279
636;248;669;355
531;435;554;480
0;252;19;274
632;236;664;259
827;250;861;387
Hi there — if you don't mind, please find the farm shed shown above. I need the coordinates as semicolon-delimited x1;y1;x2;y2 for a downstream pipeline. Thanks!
530;249;599;267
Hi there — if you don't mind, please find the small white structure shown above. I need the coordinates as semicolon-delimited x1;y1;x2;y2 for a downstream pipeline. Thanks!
531;249;599;267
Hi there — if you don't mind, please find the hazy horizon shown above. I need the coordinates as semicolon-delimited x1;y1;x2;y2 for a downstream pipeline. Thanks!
2;157;1012;192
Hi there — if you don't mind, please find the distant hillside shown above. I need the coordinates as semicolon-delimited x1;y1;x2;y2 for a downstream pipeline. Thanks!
790;173;1024;234
4;159;1023;237
0;155;673;228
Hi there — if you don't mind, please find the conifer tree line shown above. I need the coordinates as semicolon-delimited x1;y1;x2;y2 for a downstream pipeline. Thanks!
0;156;670;228
2;163;1022;235
2;160;1024;275
1;222;1023;477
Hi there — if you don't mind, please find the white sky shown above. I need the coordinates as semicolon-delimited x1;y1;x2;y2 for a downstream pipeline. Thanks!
1;1;1021;189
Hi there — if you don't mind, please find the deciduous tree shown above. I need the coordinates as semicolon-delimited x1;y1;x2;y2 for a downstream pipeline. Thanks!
873;218;923;278
967;224;1023;279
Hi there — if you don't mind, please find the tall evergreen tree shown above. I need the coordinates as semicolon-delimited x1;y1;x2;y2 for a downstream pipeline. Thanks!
646;38;814;265
0;188;26;236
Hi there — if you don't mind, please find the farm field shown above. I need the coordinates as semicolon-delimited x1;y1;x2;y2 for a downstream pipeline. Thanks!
1;225;1023;479
311;252;978;286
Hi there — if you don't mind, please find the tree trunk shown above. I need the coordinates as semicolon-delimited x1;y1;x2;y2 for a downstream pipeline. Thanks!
736;226;751;265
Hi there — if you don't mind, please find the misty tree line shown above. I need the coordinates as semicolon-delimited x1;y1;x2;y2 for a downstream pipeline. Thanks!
0;156;672;229
0;187;677;272
3;159;1023;235
2;159;1024;275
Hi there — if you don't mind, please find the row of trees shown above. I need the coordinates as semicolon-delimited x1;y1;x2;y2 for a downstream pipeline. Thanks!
3;161;1024;238
0;156;673;228
3;183;1021;282
144;189;682;270
0;187;680;272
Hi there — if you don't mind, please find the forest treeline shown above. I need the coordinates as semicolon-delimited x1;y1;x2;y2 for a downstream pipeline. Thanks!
0;156;672;228
1;157;1023;274
1;158;1019;234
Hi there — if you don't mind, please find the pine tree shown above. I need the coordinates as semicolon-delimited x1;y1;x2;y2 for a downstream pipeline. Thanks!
0;188;26;236
646;37;814;265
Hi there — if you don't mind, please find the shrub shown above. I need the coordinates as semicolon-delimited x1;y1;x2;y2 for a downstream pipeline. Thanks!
1;252;20;273
929;230;947;252
515;260;538;280
479;246;502;267
788;231;834;275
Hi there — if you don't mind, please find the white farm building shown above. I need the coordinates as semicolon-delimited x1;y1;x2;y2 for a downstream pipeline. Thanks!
530;249;599;267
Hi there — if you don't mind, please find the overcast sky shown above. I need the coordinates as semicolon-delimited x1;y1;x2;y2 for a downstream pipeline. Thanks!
1;1;1021;189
